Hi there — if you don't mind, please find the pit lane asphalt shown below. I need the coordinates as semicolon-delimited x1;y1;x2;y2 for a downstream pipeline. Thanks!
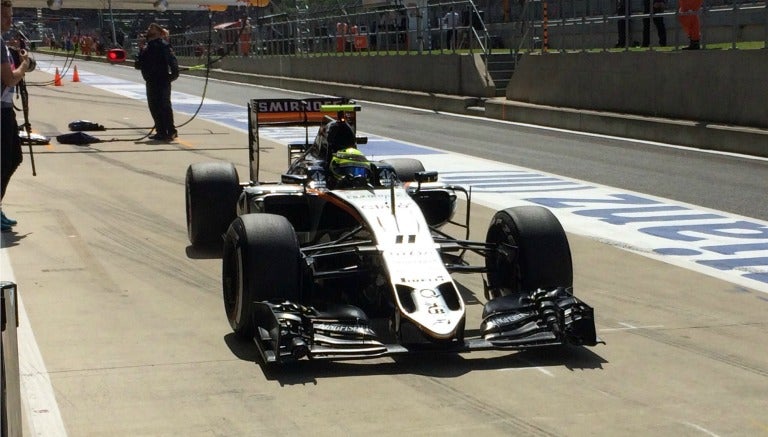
2;69;767;436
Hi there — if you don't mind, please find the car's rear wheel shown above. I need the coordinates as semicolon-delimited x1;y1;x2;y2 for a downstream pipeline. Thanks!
381;158;425;182
484;205;573;298
222;214;302;338
186;162;241;248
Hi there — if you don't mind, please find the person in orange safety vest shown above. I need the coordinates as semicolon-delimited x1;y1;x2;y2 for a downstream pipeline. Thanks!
678;0;702;49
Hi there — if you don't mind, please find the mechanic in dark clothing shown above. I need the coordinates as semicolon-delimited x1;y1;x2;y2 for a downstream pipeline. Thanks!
135;23;179;141
616;0;666;48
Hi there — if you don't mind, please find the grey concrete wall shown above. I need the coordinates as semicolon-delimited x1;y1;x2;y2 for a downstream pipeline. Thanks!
507;50;768;129
483;98;768;156
184;49;767;129
216;54;496;97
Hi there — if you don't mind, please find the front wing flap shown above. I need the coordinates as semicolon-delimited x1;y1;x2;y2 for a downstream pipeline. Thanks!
251;288;600;364
480;287;600;347
251;301;389;364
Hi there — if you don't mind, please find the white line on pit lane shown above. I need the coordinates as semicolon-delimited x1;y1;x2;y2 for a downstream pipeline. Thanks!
600;324;666;332
681;421;723;437
0;249;68;437
497;367;555;377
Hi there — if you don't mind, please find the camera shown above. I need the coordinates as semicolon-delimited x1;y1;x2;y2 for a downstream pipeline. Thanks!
20;49;36;72
8;47;35;72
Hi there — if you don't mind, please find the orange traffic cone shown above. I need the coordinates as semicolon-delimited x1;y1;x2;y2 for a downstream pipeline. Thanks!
72;65;80;82
54;67;62;86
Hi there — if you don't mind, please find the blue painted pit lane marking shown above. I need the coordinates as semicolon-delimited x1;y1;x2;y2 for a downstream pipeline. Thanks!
363;138;443;156
423;159;768;294
57;66;768;294
440;171;588;192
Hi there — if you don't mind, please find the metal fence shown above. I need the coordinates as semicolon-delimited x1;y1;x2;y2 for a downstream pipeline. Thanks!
167;0;765;58
170;1;495;59
510;0;768;52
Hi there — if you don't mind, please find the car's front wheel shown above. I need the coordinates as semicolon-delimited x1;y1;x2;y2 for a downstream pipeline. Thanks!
381;158;425;182
484;205;573;299
222;214;302;338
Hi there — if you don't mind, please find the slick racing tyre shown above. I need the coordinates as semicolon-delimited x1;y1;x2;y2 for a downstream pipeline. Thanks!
381;158;425;182
222;214;302;338
484;205;573;298
186;162;241;248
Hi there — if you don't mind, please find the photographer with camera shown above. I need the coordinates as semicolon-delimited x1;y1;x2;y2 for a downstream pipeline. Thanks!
1;0;32;231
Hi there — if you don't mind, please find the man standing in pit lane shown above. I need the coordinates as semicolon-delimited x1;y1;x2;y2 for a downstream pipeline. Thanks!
1;0;31;232
135;23;179;141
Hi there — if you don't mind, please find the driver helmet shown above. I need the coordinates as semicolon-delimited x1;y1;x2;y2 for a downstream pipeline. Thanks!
330;148;371;185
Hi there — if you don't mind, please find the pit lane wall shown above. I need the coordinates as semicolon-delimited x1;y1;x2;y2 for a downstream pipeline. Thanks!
497;49;768;156
175;50;768;156
216;53;495;97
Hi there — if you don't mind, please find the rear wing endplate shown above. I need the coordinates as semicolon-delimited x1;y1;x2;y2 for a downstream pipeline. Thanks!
248;97;354;182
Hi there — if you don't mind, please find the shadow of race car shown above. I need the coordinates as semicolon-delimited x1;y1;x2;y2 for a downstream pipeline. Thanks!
185;97;601;365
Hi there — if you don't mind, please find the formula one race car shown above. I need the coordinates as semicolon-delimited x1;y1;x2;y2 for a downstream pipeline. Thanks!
185;97;600;365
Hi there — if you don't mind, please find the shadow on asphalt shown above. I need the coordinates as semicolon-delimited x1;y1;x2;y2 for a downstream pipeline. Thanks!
185;244;222;260
223;332;606;386
0;229;28;248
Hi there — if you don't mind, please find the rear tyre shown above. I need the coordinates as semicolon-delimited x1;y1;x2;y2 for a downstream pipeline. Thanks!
186;162;241;248
222;214;302;338
381;158;425;182
485;205;573;298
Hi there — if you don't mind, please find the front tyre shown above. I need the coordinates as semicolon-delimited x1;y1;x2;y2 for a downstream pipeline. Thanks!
222;214;302;338
381;158;425;182
485;205;573;298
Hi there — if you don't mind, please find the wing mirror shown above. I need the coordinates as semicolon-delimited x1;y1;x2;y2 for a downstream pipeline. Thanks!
414;171;438;191
415;171;438;183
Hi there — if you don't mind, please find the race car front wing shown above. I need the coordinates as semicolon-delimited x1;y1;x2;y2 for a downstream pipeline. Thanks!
250;287;599;364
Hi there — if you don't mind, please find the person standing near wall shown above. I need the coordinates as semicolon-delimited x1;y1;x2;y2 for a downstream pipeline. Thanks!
1;0;31;232
615;0;632;48
135;23;179;141
642;0;667;46
442;7;460;50
239;18;251;57
678;0;702;49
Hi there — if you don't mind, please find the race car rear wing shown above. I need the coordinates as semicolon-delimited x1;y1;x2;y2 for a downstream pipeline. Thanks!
248;97;355;182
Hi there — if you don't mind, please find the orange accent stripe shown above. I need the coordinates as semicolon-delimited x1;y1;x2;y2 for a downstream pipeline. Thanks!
310;189;364;224
256;111;341;124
